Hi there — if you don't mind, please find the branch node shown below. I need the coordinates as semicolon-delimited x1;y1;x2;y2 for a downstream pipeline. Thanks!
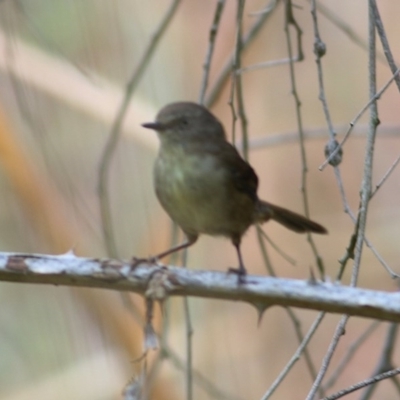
145;267;179;301
324;139;343;167
313;38;326;57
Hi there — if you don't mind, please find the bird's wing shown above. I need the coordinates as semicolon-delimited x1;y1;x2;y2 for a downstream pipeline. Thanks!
225;144;259;202
188;140;259;202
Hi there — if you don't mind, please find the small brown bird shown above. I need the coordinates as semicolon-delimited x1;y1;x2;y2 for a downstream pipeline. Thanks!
142;102;327;281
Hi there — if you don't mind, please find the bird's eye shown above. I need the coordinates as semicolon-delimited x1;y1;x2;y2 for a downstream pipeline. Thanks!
181;118;188;126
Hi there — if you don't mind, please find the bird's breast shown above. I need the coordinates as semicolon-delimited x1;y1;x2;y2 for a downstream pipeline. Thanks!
154;146;226;208
153;145;254;238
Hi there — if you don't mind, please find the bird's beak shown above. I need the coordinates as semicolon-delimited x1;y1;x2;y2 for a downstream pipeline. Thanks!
141;122;166;131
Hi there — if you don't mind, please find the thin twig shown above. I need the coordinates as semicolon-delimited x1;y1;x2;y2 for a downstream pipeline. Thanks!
249;0;277;16
237;56;300;74
350;0;379;287
308;5;381;398
146;300;241;400
310;0;338;281
256;225;275;276
285;308;322;396
163;344;243;400
333;167;351;216
323;321;381;391
363;238;400;279
198;0;226;105
97;0;181;257
322;368;400;400
370;0;400;92
261;312;325;399
256;228;322;396
319;67;400;171
310;0;335;138
371;154;400;198
311;0;399;281
311;0;387;64
183;295;193;400
232;0;249;159
306;315;349;400
284;0;325;279
258;228;296;266
334;159;400;280
359;323;398;400
239;124;400;152
204;1;278;108
182;250;193;400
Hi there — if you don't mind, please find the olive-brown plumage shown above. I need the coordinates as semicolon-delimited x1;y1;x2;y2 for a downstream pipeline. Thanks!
142;102;327;281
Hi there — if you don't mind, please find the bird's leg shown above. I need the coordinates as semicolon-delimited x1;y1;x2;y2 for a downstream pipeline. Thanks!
132;234;198;269
228;238;247;284
154;233;198;261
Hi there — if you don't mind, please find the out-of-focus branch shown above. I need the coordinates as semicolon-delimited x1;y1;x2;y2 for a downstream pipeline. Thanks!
98;0;182;257
1;251;400;323
204;1;277;107
0;28;158;151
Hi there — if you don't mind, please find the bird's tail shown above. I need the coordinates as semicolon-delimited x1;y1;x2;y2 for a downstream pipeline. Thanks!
255;200;327;234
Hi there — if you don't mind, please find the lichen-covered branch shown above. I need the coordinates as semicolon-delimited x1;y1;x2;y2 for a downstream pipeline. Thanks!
0;252;399;323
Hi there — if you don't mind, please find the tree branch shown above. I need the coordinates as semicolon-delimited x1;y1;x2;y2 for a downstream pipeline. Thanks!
1;252;400;323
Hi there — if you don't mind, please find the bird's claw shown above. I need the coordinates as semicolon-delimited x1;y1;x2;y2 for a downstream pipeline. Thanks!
227;267;247;285
130;256;164;271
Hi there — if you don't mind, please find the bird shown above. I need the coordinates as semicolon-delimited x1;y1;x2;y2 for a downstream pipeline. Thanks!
142;102;327;282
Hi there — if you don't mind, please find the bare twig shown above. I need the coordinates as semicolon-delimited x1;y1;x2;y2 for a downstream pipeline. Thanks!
371;154;400;198
310;0;399;282
323;321;381;390
240;124;400;152
163;344;243;400
97;0;181;257
204;1;278;107
310;0;387;64
310;0;335;139
334;158;400;280
258;228;296;266
285;308;322;394
306;315;349;400
256;227;321;390
261;312;325;399
227;0;245;148
309;0;340;281
284;0;325;279
370;0;400;92
181;250;193;400
359;323;399;400
308;5;382;398
237;56;301;74
310;0;351;282
146;303;239;400
198;0;226;104
319;67;400;171
231;0;249;159
256;225;275;276
322;367;400;400
249;0;277;16
351;0;379;287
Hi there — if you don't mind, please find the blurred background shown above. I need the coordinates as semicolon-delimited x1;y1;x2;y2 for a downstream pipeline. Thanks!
0;0;399;399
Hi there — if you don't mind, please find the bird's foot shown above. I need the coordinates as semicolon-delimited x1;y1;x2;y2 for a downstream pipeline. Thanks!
130;256;163;271
227;266;247;285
